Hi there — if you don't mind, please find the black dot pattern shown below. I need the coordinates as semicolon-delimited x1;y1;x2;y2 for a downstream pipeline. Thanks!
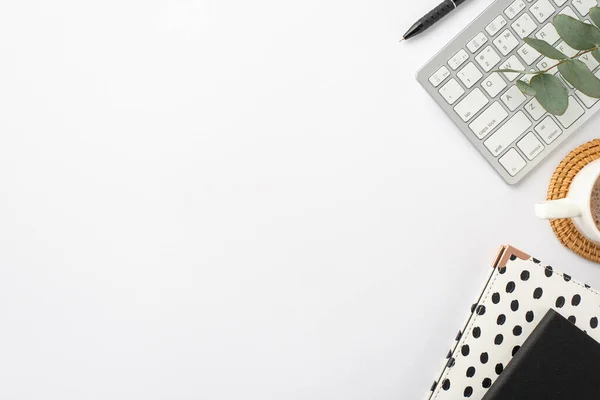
513;325;522;336
464;386;473;397
495;363;504;375
492;292;500;304
506;281;516;293
526;311;535;322
442;379;451;391
428;258;600;399
512;345;520;356
461;345;470;356
466;366;475;378
494;334;503;345
480;352;488;364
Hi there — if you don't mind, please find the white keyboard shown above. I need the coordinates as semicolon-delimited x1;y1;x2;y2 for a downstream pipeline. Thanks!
417;0;600;184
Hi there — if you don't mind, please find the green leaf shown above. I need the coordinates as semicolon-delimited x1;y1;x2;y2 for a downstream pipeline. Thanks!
529;73;569;115
558;59;600;97
590;7;600;28
517;80;536;96
524;38;568;59
553;14;600;50
593;49;600;63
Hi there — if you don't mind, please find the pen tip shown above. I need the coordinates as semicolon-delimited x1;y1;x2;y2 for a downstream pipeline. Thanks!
399;37;406;42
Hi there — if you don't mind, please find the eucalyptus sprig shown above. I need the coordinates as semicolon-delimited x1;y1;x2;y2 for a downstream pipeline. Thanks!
494;7;600;115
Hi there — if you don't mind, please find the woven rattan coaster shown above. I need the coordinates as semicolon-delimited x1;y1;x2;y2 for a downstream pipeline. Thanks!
547;139;600;263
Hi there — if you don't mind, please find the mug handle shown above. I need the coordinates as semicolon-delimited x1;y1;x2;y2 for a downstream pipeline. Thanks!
535;198;581;220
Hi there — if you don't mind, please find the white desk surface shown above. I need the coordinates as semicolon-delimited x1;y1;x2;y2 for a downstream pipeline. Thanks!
2;1;600;399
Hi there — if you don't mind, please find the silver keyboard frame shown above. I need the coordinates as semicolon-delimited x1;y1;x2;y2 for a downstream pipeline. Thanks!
416;0;600;185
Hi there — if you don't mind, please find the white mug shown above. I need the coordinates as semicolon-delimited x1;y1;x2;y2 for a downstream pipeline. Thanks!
535;159;600;244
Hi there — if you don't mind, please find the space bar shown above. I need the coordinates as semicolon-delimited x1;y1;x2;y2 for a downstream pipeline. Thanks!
484;111;532;157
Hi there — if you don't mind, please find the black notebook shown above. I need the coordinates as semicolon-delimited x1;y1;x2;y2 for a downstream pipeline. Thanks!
482;308;600;400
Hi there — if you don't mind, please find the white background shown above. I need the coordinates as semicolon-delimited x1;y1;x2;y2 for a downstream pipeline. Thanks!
2;0;600;399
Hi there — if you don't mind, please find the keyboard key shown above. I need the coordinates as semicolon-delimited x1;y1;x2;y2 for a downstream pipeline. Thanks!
537;56;558;73
573;0;597;16
556;97;585;127
439;79;465;105
493;29;520;55
469;102;509;138
576;90;600;107
530;0;556;22
482;73;508;97
475;46;502;72
535;116;563;143
560;6;578;18
552;0;568;5
448;49;470;70
505;0;527;19
535;23;560;44
454;88;489;122
512;13;538;38
467;33;489;53
556;41;578;57
579;51;600;71
486;16;508;36
501;86;527;111
429;66;451;87
518;44;542;65
500;55;526;81
499;149;527;176
457;62;484;88
525;98;546;120
484;111;532;156
518;132;545;159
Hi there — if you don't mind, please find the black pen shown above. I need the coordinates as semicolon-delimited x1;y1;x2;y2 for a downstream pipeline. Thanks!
401;0;468;41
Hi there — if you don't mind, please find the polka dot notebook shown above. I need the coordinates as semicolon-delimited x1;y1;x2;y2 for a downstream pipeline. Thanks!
426;245;600;400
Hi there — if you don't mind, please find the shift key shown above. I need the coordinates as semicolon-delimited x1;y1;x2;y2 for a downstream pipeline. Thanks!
484;111;532;156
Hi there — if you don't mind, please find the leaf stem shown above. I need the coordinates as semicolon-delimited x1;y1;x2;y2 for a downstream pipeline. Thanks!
542;46;599;73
